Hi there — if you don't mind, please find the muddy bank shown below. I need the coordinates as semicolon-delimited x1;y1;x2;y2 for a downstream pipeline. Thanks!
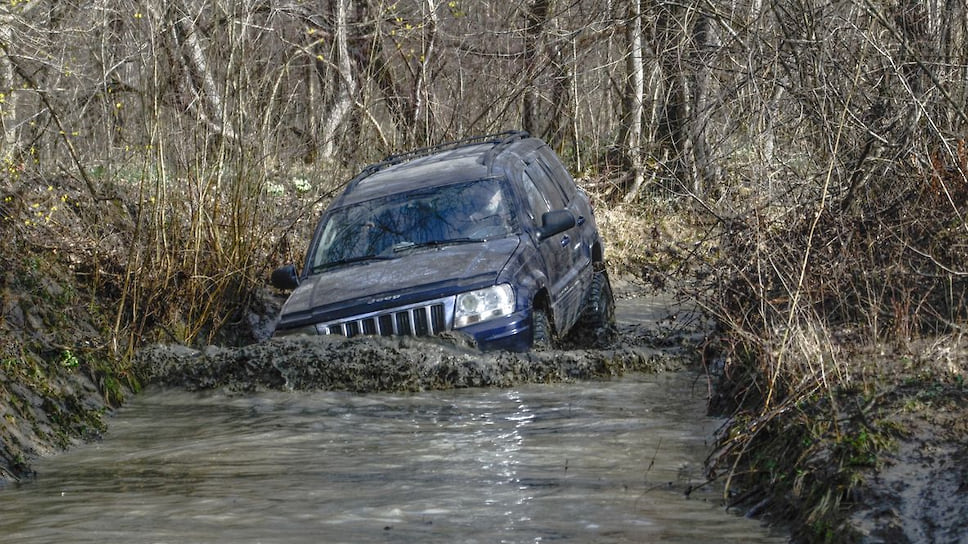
710;336;968;544
0;364;109;482
0;247;129;484
848;378;968;544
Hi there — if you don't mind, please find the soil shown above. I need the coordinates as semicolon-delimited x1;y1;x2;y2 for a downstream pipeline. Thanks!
847;381;968;544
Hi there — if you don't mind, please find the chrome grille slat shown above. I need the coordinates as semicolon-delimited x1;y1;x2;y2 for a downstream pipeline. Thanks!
316;297;454;339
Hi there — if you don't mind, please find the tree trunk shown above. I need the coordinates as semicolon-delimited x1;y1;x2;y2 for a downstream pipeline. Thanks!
318;0;356;159
411;0;439;144
688;13;717;196
622;0;646;202
523;0;551;135
0;13;18;163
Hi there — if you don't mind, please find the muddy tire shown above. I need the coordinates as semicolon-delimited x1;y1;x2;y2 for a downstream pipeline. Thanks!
570;270;616;348
531;308;554;351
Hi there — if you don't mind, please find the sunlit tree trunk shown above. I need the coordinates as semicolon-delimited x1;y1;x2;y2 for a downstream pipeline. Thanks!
622;0;646;202
318;0;356;159
0;3;38;163
0;12;18;163
411;0;439;144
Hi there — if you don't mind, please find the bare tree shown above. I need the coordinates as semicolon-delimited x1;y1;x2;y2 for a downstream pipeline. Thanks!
139;1;235;144
0;6;20;163
317;0;357;159
621;0;645;202
0;1;45;164
523;0;552;136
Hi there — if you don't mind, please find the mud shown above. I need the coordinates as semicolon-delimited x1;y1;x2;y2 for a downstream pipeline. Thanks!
134;277;706;394
136;319;695;394
849;385;968;544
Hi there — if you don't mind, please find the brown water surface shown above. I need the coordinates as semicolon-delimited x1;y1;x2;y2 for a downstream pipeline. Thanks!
0;371;785;543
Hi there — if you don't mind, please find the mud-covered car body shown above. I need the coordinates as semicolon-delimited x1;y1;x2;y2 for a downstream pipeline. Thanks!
271;131;611;351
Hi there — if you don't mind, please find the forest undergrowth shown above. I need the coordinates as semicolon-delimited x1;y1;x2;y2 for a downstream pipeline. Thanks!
687;148;968;542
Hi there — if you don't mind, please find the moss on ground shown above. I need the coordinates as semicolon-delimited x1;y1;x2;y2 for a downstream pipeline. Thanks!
0;202;136;482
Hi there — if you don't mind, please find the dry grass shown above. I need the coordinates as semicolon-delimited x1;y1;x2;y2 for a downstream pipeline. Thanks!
695;154;968;540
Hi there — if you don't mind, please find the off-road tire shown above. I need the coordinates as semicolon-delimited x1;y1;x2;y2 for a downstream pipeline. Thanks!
531;308;554;351
571;270;616;348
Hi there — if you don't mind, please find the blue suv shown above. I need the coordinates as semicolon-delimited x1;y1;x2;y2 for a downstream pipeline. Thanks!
270;131;614;351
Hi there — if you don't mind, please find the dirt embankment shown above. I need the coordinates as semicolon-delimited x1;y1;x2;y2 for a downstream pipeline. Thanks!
0;237;133;484
712;338;968;544
847;376;968;544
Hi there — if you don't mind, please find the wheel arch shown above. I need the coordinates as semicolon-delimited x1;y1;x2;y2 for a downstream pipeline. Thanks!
591;239;606;269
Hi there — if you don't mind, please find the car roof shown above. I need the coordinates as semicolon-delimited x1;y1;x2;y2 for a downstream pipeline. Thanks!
331;131;539;207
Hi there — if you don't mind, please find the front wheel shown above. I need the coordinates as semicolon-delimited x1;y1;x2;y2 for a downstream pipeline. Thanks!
531;308;555;351
571;270;616;348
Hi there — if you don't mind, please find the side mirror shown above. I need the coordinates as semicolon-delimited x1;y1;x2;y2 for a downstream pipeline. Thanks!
537;210;576;241
270;264;300;290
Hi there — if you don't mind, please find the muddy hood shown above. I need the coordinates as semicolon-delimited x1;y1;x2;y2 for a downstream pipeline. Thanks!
281;237;520;319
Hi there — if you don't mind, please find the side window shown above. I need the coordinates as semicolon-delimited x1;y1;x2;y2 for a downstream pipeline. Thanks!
520;171;551;224
535;149;577;201
525;161;566;210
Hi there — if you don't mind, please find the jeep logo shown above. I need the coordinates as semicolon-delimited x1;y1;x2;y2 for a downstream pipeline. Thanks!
369;294;402;304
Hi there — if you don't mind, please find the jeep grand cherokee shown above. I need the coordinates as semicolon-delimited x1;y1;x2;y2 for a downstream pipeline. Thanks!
270;131;614;351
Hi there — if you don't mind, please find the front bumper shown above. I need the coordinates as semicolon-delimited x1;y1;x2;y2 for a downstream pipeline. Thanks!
458;309;533;352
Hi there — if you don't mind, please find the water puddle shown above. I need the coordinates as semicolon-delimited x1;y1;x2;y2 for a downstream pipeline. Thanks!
0;372;784;543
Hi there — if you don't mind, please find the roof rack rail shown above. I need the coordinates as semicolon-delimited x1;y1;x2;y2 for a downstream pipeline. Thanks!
357;130;529;179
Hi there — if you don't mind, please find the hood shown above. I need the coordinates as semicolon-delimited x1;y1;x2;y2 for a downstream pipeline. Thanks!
281;237;520;320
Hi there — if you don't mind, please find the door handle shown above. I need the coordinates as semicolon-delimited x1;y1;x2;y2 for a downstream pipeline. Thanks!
560;235;570;247
577;215;586;226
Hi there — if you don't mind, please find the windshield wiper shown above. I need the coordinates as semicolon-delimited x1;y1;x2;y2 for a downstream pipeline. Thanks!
392;238;483;253
311;254;393;273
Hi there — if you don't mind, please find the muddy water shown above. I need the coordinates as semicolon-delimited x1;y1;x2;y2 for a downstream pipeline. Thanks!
0;291;786;542
0;372;784;543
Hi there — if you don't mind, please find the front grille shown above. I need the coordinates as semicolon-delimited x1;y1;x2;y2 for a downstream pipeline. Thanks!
317;298;452;338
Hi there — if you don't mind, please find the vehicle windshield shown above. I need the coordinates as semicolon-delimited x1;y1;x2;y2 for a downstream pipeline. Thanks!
310;178;514;272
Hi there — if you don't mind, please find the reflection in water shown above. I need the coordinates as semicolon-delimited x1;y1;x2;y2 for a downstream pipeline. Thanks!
0;373;786;543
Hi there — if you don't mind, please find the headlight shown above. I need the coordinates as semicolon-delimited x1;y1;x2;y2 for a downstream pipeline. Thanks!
454;284;515;328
